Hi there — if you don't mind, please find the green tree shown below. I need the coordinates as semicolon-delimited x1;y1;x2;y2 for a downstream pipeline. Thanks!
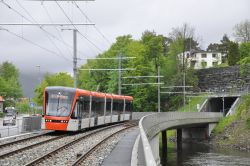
16;100;30;114
0;61;23;103
219;34;231;54
239;42;250;76
207;43;220;52
0;61;19;81
77;28;199;112
34;72;73;105
184;37;200;51
207;34;231;54
141;31;165;73
228;42;240;66
239;42;250;60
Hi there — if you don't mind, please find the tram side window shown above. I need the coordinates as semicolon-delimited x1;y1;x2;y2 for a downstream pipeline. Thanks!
83;96;90;118
126;101;133;114
118;101;124;114
77;100;84;119
106;99;112;116
113;100;119;115
91;97;97;117
94;97;104;116
100;98;105;116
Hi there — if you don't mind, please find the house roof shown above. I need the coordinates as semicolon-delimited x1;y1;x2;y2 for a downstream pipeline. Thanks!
0;96;4;102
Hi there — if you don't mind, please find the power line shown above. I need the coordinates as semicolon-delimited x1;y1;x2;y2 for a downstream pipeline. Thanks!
27;0;95;1
41;3;74;57
55;1;103;53
1;0;94;60
73;1;111;45
41;3;96;59
122;83;164;86
0;23;94;26
0;26;70;61
79;68;135;71
161;86;193;89
78;57;136;60
0;0;71;61
122;76;164;79
15;0;69;61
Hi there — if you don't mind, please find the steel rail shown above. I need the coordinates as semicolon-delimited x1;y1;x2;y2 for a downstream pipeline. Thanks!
0;134;66;159
24;122;131;166
71;123;136;166
0;132;51;149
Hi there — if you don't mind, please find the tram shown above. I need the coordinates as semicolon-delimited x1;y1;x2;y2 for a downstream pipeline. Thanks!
42;86;133;131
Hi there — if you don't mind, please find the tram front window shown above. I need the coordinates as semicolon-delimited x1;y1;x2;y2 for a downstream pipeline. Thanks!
45;91;75;117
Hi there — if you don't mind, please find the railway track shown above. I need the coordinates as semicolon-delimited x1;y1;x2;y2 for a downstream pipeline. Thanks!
72;123;136;166
24;122;136;166
0;133;66;159
0;132;48;148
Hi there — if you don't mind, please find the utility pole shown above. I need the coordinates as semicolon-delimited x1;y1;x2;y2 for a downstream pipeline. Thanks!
61;28;78;88
1;23;94;88
79;56;135;94
158;65;161;112
122;73;163;112
118;54;122;95
73;29;77;88
182;44;186;112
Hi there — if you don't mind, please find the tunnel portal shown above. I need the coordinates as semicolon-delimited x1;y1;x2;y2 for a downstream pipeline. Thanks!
205;97;238;115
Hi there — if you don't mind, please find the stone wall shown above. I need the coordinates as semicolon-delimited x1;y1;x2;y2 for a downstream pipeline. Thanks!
196;66;250;92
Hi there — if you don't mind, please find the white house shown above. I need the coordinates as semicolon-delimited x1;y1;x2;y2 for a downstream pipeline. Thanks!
179;50;225;69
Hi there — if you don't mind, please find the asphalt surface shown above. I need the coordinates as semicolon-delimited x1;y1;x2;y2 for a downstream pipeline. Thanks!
102;128;139;166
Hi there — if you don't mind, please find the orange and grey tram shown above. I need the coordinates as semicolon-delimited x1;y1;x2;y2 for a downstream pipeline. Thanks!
42;86;133;131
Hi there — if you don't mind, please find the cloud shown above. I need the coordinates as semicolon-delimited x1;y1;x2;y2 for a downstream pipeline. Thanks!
0;0;249;74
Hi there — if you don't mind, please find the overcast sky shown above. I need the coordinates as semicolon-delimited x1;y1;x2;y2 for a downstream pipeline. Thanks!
0;0;249;75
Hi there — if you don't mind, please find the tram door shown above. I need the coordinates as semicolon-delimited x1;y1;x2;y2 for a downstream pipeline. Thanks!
77;100;84;130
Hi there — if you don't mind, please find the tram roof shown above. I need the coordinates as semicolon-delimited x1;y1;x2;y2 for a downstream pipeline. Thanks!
45;86;133;101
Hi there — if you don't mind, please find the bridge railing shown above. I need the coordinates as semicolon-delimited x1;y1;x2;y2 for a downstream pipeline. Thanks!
136;112;223;166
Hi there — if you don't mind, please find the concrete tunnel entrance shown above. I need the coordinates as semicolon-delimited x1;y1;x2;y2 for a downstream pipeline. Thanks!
206;97;238;115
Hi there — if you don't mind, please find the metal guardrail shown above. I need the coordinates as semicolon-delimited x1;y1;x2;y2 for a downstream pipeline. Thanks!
137;112;223;166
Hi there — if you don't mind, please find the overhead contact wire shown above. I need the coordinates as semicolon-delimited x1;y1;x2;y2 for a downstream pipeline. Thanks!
55;0;103;53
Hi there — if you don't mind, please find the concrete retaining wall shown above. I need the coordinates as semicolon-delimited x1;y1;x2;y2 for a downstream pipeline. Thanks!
196;66;250;92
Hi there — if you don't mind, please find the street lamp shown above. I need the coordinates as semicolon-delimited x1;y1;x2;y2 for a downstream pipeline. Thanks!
36;65;41;84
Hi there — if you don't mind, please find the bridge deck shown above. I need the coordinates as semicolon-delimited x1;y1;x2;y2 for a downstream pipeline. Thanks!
102;128;139;166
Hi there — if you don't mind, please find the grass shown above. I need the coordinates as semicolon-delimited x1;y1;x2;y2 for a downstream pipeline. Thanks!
177;94;208;112
246;118;250;129
213;95;250;133
213;115;236;133
216;62;229;68
159;130;175;149
159;130;176;162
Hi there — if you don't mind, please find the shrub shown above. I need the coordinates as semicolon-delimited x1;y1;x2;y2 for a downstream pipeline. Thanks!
246;118;250;129
0;112;3;118
213;115;236;134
